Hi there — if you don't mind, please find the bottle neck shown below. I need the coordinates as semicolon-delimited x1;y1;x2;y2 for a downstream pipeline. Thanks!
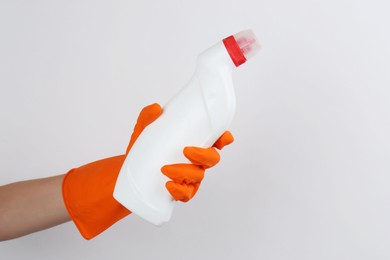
197;42;236;74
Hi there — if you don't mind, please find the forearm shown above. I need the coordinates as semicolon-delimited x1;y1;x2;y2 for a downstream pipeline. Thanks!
0;175;71;241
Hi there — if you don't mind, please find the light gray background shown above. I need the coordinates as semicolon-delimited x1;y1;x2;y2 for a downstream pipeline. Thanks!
1;1;390;259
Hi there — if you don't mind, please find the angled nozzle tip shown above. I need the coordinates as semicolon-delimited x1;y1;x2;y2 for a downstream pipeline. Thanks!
233;30;261;60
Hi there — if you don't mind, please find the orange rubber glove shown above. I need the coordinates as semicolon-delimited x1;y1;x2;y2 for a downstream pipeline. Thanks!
62;103;234;240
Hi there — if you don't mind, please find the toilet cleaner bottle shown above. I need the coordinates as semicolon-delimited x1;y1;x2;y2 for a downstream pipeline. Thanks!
114;30;260;225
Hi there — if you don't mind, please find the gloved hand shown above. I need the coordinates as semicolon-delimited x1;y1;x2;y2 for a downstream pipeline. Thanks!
162;131;233;202
62;103;234;240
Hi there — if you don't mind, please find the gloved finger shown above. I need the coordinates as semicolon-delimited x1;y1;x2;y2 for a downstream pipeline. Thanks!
161;163;205;184
213;131;234;150
183;147;220;168
165;181;200;202
126;103;163;154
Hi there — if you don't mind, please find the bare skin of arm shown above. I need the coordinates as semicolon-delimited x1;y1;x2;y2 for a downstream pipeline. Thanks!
0;175;71;241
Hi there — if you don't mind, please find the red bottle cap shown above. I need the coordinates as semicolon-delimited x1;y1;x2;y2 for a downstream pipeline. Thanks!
223;30;261;67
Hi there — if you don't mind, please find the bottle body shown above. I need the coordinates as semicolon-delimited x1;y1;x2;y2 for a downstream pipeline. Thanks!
113;30;260;225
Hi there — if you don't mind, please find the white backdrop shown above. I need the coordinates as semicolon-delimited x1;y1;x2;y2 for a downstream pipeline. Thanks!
1;1;390;259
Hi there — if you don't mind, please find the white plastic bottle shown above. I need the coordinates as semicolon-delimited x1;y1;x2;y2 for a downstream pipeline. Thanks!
114;30;260;225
